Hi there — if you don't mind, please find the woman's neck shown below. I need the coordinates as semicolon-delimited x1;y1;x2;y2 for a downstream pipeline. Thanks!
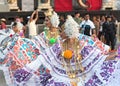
63;38;79;51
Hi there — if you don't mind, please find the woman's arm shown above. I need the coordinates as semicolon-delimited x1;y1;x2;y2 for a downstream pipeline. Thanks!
29;10;36;22
34;10;39;22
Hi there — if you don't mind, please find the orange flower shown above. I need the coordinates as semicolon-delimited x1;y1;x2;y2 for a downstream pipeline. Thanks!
70;81;77;86
63;50;73;59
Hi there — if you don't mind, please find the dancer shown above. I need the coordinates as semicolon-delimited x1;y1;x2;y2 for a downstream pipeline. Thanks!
32;11;60;51
2;15;118;86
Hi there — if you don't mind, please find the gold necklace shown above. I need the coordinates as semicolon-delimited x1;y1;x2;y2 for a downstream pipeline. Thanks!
46;29;59;45
47;29;59;39
62;38;85;85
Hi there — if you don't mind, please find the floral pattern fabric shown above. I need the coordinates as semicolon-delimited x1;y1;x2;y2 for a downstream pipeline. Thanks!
0;29;120;86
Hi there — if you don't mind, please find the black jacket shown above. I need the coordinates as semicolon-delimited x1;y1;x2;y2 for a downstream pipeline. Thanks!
102;21;116;35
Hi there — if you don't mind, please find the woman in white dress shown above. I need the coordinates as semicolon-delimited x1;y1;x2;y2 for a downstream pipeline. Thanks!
2;15;118;86
0;15;119;86
32;12;60;52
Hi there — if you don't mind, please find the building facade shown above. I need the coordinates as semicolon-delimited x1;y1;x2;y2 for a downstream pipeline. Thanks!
1;0;120;12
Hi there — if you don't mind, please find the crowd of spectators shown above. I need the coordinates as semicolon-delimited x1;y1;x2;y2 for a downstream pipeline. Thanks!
0;11;118;51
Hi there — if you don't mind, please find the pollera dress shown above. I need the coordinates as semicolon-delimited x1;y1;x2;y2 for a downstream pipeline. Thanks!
32;27;60;52
0;29;41;86
6;33;120;86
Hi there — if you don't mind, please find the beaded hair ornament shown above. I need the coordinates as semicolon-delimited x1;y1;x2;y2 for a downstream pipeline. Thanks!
44;11;60;28
64;15;79;38
45;11;60;44
62;16;84;81
50;11;60;28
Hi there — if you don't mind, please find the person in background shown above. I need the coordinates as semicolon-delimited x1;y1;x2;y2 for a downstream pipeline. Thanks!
10;16;25;38
59;15;65;32
98;16;106;42
16;17;25;38
111;14;118;26
28;9;38;39
111;15;118;47
0;18;7;30
92;16;100;36
80;13;95;36
103;16;116;50
74;12;82;24
19;16;27;37
12;22;19;34
19;16;26;26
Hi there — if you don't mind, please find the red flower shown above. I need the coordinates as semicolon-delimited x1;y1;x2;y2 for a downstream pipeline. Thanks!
10;34;13;37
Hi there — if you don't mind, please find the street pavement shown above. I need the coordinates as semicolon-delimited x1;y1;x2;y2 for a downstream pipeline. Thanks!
0;70;7;86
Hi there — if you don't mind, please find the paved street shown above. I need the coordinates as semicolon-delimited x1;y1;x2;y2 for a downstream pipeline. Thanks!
0;70;7;86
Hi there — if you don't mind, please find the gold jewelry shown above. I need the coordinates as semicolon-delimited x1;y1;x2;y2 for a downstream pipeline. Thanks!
61;38;86;85
46;29;59;45
47;29;59;39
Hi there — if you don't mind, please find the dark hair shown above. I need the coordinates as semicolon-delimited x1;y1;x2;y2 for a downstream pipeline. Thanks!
85;13;89;16
19;16;23;18
75;12;80;15
105;15;112;20
12;22;17;27
107;15;111;18
1;20;6;24
34;8;37;10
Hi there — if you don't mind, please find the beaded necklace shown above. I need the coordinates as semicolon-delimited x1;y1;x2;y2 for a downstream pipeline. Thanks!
46;28;59;45
61;38;86;85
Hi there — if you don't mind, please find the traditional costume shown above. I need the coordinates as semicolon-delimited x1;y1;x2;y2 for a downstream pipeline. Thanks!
32;12;60;52
0;15;119;86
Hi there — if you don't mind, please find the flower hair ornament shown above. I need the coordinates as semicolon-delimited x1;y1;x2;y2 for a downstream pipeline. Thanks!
44;11;60;45
64;15;79;38
50;11;60;28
